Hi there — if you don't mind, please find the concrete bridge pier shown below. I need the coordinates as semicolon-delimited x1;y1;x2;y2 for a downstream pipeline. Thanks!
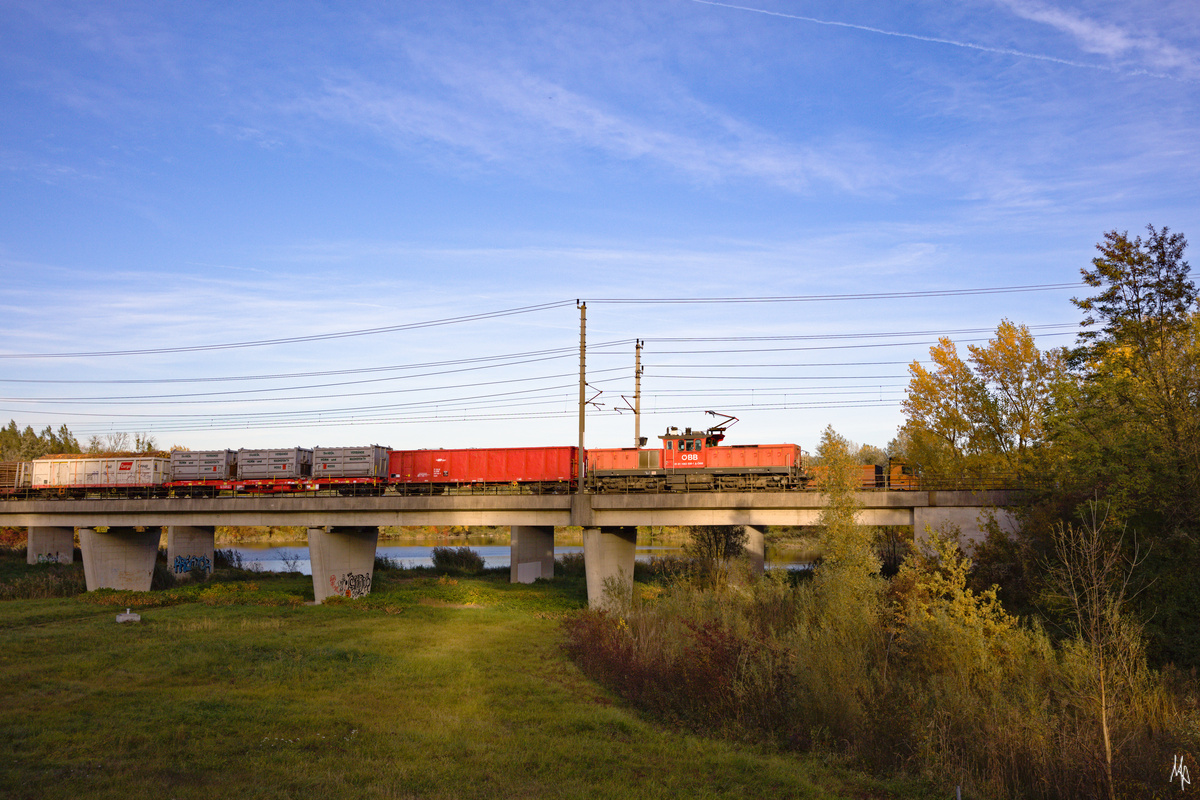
510;525;555;583
79;526;162;591
741;525;765;575
26;526;75;565
166;526;216;580
583;526;637;610
913;505;1018;545
308;525;378;602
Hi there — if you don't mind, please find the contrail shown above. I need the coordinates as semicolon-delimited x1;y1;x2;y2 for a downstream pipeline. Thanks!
688;0;1127;74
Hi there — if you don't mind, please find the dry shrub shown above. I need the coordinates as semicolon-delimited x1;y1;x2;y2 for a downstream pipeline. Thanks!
0;528;26;547
430;546;484;575
0;566;87;600
564;572;798;735
556;551;586;578
562;520;1188;799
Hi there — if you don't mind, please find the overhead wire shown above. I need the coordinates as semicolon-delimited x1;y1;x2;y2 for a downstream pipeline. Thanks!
589;284;1080;304
1;287;1078;359
2;286;1082;436
0;300;579;359
0;367;630;407
0;339;636;384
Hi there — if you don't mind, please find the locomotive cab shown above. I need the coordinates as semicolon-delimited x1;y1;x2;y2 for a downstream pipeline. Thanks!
660;426;725;469
659;411;736;470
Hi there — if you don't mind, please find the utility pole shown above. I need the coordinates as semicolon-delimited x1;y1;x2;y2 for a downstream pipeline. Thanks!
577;301;586;496
634;339;643;449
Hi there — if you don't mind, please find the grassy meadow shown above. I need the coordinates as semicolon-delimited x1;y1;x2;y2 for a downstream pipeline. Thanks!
0;549;926;800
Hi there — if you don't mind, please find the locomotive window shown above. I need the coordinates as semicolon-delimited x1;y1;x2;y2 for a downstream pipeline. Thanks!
665;441;672;450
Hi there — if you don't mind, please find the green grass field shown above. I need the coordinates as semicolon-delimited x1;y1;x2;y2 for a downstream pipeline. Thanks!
0;555;927;799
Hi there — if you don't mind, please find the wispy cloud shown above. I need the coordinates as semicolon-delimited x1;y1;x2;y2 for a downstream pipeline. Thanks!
0;149;99;184
688;0;1184;78
19;2;181;77
996;0;1199;77
286;53;894;194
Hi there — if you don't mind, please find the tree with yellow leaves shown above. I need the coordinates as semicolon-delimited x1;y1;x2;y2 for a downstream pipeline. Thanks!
898;321;1062;487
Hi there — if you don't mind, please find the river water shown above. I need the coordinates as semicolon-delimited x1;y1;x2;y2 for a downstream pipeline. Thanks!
222;539;810;575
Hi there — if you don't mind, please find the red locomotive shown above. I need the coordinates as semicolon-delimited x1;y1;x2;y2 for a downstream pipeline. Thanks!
588;413;807;492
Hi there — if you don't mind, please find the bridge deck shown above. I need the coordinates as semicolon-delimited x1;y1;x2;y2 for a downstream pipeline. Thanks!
0;490;1019;528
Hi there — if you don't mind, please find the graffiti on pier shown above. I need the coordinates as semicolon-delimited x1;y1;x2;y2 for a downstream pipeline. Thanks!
173;554;212;575
330;572;371;598
36;552;67;564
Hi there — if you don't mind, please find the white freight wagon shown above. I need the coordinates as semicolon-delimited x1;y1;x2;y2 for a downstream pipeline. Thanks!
31;455;170;489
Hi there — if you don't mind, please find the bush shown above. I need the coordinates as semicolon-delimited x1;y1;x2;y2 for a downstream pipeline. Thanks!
374;554;404;572
556;551;586;578
430;546;484;575
0;566;87;600
151;560;177;590
213;548;245;569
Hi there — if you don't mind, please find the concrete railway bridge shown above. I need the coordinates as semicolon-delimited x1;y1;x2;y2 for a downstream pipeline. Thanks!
0;489;1019;607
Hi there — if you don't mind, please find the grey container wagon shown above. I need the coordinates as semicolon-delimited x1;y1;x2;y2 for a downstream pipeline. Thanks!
311;446;390;479
170;450;237;481
236;448;313;480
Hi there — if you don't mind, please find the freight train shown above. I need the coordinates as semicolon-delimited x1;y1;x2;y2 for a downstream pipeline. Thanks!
0;414;918;498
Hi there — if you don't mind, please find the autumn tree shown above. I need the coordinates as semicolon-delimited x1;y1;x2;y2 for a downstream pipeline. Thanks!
898;321;1062;486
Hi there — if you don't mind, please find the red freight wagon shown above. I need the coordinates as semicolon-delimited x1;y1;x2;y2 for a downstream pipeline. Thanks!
807;464;886;489
388;446;578;492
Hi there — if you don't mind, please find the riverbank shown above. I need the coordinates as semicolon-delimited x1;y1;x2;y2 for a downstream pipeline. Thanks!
0;551;927;799
211;524;697;546
211;524;825;552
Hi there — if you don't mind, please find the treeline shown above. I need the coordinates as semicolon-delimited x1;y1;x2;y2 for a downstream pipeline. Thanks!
0;423;159;461
890;224;1200;665
0;422;81;461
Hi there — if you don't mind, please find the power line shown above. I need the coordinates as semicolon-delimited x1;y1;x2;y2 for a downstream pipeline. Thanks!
0;367;629;407
591;283;1080;304
0;288;1080;359
0;300;577;359
645;322;1078;342
651;331;1075;355
64;397;904;435
0;339;635;384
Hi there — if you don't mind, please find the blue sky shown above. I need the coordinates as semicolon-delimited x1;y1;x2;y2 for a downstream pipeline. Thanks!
1;0;1197;454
